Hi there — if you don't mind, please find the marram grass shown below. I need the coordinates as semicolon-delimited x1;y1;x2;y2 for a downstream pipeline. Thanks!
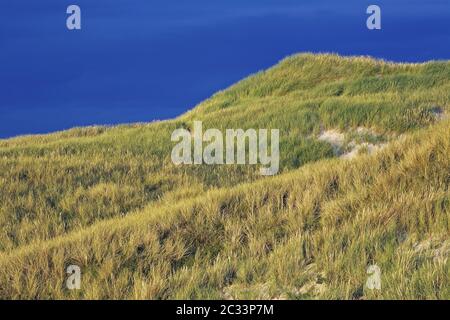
0;54;448;299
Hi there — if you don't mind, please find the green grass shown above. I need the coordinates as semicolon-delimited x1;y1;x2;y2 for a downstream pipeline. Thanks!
0;53;448;299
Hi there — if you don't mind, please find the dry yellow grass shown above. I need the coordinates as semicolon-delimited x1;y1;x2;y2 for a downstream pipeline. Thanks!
0;54;449;299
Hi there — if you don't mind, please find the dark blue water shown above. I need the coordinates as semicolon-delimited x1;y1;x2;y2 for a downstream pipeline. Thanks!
1;0;449;138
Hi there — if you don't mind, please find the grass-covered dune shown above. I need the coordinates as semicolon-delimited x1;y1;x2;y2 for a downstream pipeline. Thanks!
0;54;449;299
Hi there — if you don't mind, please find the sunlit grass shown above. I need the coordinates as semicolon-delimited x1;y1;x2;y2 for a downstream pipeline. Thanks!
0;54;448;299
